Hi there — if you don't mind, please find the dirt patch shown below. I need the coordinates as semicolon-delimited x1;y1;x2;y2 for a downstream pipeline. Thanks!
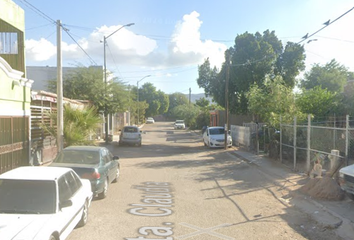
300;177;345;201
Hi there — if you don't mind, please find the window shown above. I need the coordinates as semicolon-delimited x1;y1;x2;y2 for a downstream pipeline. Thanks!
0;32;18;54
0;179;56;214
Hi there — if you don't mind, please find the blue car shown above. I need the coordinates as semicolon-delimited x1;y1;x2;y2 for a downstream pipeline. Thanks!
50;146;120;199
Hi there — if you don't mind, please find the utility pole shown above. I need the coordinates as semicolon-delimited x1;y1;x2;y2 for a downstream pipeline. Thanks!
224;54;230;150
57;20;63;152
189;88;191;104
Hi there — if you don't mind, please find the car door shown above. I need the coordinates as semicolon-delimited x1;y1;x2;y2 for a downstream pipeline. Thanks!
102;148;117;183
56;173;77;239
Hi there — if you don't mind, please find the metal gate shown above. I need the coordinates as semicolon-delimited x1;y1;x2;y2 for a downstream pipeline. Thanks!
0;116;29;174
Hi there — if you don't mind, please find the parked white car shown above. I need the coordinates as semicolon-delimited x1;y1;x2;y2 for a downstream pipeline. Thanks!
0;166;93;240
174;120;185;129
203;126;232;148
146;117;155;124
339;165;354;200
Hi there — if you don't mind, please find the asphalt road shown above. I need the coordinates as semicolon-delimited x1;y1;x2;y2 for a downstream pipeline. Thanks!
67;121;342;240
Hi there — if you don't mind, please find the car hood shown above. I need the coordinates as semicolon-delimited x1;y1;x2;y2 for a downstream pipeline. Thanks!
209;134;231;140
340;165;354;176
0;214;53;239
175;123;185;126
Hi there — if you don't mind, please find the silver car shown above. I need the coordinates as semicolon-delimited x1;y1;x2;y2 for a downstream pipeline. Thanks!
119;126;142;146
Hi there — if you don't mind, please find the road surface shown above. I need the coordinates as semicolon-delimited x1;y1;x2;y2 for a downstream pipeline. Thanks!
67;121;342;240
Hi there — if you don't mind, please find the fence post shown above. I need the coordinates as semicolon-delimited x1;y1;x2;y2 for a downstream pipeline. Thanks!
280;116;282;163
306;115;311;173
346;115;349;166
293;116;297;170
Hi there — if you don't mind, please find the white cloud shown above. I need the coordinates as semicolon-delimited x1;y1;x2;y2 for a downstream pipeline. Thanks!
24;12;227;71
25;38;56;61
169;11;227;69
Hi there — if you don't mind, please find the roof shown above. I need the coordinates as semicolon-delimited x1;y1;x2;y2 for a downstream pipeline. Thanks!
208;126;224;129
0;166;71;180
63;145;104;152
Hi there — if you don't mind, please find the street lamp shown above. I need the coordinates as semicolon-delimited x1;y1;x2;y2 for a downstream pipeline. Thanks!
137;75;151;125
103;23;134;143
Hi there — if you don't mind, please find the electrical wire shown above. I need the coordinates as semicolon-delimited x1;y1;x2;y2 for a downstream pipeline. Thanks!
62;28;98;66
17;0;56;25
297;6;354;44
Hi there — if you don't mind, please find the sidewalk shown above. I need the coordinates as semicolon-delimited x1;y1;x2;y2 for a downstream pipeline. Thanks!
231;147;354;240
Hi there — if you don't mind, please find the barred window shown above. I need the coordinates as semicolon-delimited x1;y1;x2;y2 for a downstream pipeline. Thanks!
0;32;18;54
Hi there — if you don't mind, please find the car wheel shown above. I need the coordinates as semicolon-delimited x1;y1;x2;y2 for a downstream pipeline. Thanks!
347;193;354;201
112;167;120;183
76;200;89;228
204;141;207;146
138;141;142;147
98;179;108;199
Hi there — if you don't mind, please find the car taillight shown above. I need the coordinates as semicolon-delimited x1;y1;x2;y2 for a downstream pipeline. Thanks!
81;171;100;179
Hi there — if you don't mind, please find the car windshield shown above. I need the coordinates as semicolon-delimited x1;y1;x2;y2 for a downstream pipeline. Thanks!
54;150;100;164
124;127;138;133
176;120;184;123
209;128;225;135
0;179;56;214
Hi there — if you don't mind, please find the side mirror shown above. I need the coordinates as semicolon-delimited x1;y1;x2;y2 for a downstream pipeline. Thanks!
113;156;119;160
60;199;72;209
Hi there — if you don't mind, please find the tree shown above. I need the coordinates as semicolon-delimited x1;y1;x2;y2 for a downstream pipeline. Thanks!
195;97;210;108
247;76;303;127
139;82;169;118
172;104;200;129
157;90;169;115
296;86;338;121
166;92;189;118
41;104;102;147
300;59;349;93
197;30;305;114
47;66;130;115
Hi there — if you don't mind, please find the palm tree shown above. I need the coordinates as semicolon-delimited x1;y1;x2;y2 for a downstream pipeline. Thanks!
41;104;102;147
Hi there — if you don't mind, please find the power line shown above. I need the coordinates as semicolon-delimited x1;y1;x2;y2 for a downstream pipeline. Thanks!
62;28;98;66
17;0;56;24
298;6;354;44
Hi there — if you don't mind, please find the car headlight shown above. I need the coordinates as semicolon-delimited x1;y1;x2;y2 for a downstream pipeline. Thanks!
339;172;344;178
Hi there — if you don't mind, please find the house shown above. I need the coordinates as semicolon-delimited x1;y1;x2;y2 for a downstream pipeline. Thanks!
0;0;33;173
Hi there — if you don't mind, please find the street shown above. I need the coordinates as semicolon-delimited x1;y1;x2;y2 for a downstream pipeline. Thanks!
67;121;342;240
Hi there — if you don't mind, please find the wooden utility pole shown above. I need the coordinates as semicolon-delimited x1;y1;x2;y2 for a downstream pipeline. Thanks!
189;88;191;104
224;55;230;150
57;20;63;152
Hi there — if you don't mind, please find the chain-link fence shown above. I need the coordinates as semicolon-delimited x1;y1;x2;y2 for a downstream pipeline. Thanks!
279;115;354;174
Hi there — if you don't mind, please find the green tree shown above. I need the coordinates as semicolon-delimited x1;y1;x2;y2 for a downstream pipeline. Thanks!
139;82;169;118
197;30;305;114
195;97;210;108
300;59;349;93
247;76;303;127
157;90;169;114
47;66;130;115
41;104;102;147
172;104;200;129
166;92;189;118
296;86;338;121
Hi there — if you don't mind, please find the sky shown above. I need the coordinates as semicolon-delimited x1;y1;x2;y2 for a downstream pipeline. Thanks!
12;0;354;94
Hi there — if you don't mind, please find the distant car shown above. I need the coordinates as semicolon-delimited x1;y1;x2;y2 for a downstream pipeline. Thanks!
0;166;92;240
50;146;120;199
146;117;155;124
174;120;186;129
203;126;232;148
119;126;142;146
339;165;354;200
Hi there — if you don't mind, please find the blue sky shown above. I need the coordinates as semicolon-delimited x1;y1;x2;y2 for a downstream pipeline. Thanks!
13;0;354;94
